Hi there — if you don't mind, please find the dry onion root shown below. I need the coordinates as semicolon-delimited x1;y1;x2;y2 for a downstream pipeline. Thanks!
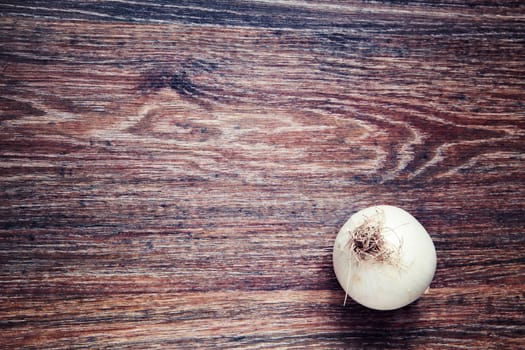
333;205;436;310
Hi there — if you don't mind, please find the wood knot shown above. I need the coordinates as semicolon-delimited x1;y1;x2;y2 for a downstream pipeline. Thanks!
170;71;200;96
139;70;201;97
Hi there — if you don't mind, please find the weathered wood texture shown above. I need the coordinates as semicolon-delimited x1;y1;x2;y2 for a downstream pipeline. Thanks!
1;1;524;349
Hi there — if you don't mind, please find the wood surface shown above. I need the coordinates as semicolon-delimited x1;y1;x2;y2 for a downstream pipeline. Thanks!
1;1;524;349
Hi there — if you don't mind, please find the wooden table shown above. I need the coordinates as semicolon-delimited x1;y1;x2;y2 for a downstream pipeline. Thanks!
1;1;524;348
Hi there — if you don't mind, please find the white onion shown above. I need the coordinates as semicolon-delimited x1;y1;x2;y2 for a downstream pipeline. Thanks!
333;205;436;310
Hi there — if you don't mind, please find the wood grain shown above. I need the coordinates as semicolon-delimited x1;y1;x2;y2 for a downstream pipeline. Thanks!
1;1;524;349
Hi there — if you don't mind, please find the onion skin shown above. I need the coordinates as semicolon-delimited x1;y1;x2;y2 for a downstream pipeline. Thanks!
333;205;437;310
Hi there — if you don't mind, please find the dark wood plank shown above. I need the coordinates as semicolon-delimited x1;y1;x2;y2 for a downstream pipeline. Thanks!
1;0;524;28
1;1;524;349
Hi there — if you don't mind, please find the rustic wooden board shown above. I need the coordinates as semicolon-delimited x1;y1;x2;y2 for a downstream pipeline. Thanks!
1;1;524;349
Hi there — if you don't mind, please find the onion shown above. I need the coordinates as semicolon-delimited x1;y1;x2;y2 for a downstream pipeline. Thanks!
333;205;436;310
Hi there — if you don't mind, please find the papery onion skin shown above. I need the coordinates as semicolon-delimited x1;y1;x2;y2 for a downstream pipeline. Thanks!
333;205;437;310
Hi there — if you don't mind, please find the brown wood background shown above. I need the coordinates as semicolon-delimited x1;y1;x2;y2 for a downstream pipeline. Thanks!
1;1;524;349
